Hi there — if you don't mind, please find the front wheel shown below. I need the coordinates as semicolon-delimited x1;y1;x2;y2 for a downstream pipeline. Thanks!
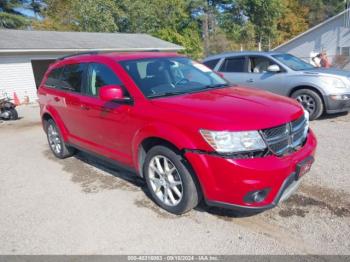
143;145;200;215
291;89;324;120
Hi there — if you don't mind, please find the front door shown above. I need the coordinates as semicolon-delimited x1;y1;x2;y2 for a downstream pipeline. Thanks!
243;56;286;95
78;62;133;165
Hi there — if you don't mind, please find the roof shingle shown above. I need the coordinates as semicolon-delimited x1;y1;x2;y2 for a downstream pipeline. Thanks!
0;29;183;53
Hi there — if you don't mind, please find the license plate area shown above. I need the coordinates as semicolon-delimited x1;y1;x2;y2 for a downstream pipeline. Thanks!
296;156;314;179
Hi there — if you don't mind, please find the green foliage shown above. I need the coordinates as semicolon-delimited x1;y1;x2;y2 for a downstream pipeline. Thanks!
2;0;348;57
239;0;283;49
301;0;345;26
275;0;309;46
0;10;29;28
74;0;121;32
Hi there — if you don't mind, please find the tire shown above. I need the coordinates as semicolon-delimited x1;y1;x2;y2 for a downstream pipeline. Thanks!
291;89;324;120
45;119;75;159
143;145;200;215
8;108;18;120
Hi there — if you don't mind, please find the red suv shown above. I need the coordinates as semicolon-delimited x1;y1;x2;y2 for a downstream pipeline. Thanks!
38;52;317;214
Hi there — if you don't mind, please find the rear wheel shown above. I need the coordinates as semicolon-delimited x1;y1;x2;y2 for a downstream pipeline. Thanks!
8;108;18;120
45;119;75;159
292;89;323;120
143;145;200;215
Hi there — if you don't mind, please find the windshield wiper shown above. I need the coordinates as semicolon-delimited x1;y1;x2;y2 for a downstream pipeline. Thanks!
148;90;189;98
202;83;230;89
147;84;230;99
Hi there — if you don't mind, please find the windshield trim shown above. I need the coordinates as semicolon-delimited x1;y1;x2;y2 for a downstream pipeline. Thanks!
272;54;315;71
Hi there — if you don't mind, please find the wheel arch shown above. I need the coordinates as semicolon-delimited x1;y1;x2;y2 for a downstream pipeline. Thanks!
289;85;324;100
137;136;204;202
41;107;69;141
288;85;326;108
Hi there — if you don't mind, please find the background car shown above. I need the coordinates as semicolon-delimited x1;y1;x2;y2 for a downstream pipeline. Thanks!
203;52;350;120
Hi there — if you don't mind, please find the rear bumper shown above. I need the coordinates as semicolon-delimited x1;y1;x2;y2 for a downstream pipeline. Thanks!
324;94;350;113
185;130;317;211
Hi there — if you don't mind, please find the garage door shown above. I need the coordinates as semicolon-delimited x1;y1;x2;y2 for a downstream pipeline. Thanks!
0;56;37;104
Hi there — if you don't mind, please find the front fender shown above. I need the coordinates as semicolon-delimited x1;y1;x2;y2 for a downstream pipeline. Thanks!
131;122;202;173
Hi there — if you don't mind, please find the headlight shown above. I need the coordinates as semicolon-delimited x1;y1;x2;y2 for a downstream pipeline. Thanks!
321;77;346;89
200;130;266;154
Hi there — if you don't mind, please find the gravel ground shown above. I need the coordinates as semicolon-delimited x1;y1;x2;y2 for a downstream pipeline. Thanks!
0;105;349;255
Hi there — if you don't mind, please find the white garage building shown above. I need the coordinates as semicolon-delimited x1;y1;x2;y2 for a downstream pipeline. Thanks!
0;29;183;103
273;8;350;69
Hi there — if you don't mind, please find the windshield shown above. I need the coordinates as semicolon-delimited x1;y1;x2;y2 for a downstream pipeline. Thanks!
119;57;228;98
272;54;315;71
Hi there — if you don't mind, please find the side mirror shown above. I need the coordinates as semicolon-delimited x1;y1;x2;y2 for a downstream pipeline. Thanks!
99;85;132;104
267;64;281;73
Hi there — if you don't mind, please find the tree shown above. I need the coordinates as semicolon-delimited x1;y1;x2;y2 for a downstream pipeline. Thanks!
240;0;283;50
0;11;29;28
275;0;309;47
301;0;345;26
114;0;204;58
0;0;30;28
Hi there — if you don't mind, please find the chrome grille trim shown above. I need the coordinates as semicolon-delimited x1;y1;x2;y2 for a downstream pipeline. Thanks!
261;115;308;156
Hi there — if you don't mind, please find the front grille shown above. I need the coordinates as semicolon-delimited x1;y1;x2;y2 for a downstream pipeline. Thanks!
261;115;308;156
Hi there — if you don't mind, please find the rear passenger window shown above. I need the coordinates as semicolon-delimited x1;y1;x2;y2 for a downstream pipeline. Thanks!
86;63;122;96
45;67;63;88
203;58;220;69
60;63;86;92
220;57;245;73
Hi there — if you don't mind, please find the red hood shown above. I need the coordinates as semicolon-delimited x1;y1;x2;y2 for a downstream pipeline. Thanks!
150;86;304;131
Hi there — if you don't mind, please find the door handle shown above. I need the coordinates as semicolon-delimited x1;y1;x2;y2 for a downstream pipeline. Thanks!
80;104;90;111
54;96;60;102
247;79;254;83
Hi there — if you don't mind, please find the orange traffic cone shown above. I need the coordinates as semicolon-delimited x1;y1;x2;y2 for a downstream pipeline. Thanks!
13;92;20;106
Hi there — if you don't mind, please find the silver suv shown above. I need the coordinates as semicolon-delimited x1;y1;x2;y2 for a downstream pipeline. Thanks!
203;52;350;120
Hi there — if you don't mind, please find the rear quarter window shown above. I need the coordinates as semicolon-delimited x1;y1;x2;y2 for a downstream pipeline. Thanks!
60;63;86;92
45;67;63;88
220;57;246;73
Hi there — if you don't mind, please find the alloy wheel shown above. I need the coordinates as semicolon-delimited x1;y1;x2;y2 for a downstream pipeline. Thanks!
296;94;316;116
47;124;62;155
148;155;183;206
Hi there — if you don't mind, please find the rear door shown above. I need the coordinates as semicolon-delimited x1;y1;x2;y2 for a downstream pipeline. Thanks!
39;66;67;127
244;55;286;94
56;63;88;138
218;56;250;85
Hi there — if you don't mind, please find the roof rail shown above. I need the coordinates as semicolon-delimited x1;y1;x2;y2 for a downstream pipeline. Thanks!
56;51;99;61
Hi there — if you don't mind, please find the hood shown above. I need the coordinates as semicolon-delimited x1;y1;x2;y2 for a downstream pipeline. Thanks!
302;68;350;78
150;86;304;131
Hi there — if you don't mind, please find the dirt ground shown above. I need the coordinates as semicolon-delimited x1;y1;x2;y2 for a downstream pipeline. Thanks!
0;105;349;255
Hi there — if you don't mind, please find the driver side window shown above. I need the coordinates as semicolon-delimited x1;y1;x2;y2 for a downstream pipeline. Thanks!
249;56;275;73
86;63;122;97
